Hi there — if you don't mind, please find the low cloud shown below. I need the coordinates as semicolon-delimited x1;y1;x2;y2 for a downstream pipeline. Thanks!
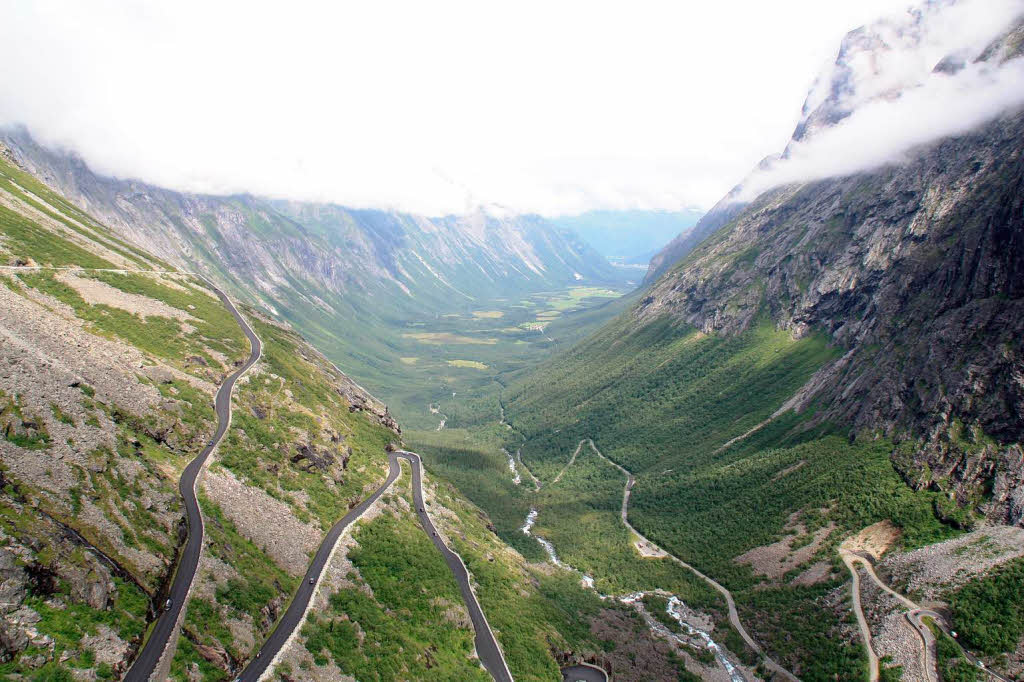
739;0;1024;201
0;0;909;217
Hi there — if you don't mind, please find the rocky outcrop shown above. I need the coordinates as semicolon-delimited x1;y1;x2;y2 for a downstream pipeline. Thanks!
291;444;334;471
637;14;1024;524
639;109;1024;521
0;507;134;669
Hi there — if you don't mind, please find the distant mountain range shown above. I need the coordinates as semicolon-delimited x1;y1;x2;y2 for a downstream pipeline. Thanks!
1;127;630;404
549;209;703;265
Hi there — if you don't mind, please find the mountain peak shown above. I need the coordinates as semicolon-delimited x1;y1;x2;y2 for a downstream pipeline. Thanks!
791;0;1024;148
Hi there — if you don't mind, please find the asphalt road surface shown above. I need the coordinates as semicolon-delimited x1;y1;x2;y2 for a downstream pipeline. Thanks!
237;450;513;682
124;281;262;682
236;456;404;681
840;551;881;681
843;549;1009;682
398;451;514;682
561;663;609;681
907;609;1011;682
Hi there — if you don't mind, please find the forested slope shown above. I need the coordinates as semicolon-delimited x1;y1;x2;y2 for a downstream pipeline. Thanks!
503;15;1024;680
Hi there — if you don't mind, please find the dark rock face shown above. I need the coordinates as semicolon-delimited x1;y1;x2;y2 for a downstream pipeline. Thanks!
344;389;401;434
640;110;1024;523
23;562;57;597
291;444;335;471
0;515;124;666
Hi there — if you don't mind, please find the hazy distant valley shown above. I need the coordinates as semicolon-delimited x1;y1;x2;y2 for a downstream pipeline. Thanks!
2;127;649;431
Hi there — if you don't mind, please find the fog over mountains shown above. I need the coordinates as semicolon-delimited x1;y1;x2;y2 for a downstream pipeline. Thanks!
1;1;1024;681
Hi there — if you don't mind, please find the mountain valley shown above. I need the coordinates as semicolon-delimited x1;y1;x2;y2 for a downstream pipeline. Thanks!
1;2;1024;681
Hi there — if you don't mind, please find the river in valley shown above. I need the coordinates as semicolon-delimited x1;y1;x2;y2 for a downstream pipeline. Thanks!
522;507;744;681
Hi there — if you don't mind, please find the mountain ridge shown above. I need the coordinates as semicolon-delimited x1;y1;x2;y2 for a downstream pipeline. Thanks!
0;127;630;422
634;10;1024;525
1;127;623;306
487;6;1024;679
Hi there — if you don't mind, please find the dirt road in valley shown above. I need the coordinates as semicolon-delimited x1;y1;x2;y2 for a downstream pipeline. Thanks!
581;439;800;682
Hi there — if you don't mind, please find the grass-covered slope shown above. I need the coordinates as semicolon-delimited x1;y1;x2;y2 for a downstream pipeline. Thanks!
0;148;398;679
2;138;677;682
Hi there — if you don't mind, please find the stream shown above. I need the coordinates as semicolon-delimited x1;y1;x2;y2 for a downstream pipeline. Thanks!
429;401;448;431
522;507;742;680
666;596;744;682
503;448;522;485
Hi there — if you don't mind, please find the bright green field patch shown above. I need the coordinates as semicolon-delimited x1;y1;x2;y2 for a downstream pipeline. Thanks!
447;359;488;370
403;332;498;345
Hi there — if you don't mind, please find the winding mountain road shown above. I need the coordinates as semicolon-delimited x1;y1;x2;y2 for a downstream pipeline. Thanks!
399;450;514;682
841;549;1010;682
237;450;513;682
235;455;404;681
906;610;1010;682
582;439;799;682
561;662;609;681
125;280;262;682
551;440;585;485
840;552;882;682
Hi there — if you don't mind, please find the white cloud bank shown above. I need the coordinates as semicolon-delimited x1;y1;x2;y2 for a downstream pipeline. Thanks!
740;0;1024;200
0;1;1019;216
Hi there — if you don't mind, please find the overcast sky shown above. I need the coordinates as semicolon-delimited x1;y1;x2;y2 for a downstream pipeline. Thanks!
0;1;1019;216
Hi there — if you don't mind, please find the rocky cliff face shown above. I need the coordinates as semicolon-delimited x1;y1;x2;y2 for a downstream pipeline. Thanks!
638;12;1024;525
646;2;1024;285
642;185;750;284
0;130;621;313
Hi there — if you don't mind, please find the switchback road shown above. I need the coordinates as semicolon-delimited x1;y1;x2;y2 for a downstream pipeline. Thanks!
842;549;1010;682
906;610;1011;682
236;455;404;681
561;662;609;681
399;450;514;682
237;450;513;682
125;280;262;681
840;551;882;682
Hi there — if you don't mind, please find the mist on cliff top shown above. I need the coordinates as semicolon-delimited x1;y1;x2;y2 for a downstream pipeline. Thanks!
4;0;1010;216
